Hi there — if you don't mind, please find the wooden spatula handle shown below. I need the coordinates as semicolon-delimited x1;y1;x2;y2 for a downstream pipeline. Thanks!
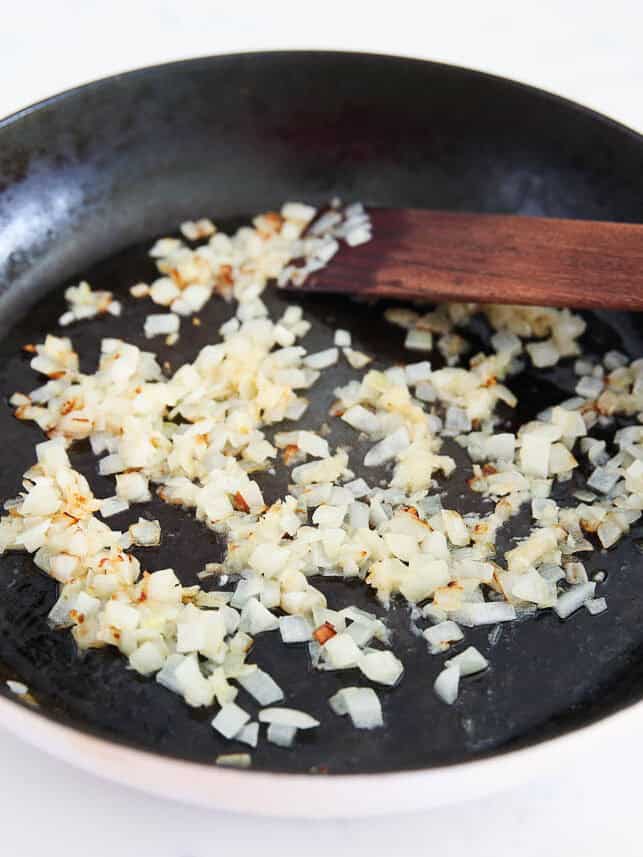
301;209;643;310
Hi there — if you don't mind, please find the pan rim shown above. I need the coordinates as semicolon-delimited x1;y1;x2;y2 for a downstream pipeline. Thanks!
1;48;642;144
1;49;643;811
0;683;640;816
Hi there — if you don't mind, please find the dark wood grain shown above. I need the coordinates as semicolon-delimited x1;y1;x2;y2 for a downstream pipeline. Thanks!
295;209;643;309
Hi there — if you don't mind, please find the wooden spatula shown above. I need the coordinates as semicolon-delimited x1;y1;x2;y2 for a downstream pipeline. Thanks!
288;209;643;310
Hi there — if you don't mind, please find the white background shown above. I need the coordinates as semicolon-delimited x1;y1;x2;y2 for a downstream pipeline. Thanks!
1;1;642;854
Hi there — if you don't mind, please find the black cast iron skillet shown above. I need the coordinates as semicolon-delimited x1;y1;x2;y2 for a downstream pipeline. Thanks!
0;51;642;777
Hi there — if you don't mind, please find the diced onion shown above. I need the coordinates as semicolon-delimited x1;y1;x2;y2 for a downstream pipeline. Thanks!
405;361;432;384
279;615;312;643
239;597;280;635
423;621;464;654
258;707;319;729
445;646;488;676
267;723;297;747
129;518;161;546
364;427;410;467
434;665;460;705
322;633;362;669
329;687;383;729
451;603;517;627
237;668;284;705
554;582;596;619
144;313;180;338
99;495;129;518
216;753;252;768
211;702;251;739
405;329;433;352
585;597;607;615
235;722;259;748
304;348;339;370
358;651;404;685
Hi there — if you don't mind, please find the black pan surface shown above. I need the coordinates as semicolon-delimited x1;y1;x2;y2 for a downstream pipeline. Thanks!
0;52;642;775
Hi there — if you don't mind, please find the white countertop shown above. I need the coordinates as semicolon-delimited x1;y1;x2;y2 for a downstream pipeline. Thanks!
1;1;642;853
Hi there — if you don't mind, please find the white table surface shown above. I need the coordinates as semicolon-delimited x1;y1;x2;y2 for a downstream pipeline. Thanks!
2;1;642;853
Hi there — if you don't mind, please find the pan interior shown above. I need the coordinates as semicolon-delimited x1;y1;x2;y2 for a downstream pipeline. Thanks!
0;53;642;774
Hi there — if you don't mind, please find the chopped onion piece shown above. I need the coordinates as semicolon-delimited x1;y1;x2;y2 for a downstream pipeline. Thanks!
235;722;259;748
216;753;252;768
129;641;165;676
587;467;621;495
358;650;404;685
415;381;437;402
237;668;284;705
485;433;516;461
364;427;410;467
345;226;371;247
279;615;312;643
585;597;607;615
239;597;279;635
422;603;448;624
346;619;376;647
491;330;522;356
565;562;588;585
405;329;433;352
258;707;319;729
129;518;161;546
451;603;517;627
343;348;372;369
604;350;628;369
405;361;432;384
344;478;370;498
304;348;339;370
554;582;596;619
444;407;471;436
329;687;383;729
211;702;251;739
445;646;488;676
144;313;180;338
342;405;380;435
98;454;124;476
322;633;362;669
526;339;559;368
540;564;565;583
99;496;129;518
423;621;464;654
267;723;297;747
576;376;603;399
434;665;460;705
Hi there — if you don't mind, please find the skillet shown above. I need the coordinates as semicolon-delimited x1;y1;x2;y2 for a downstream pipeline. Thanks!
0;51;642;812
